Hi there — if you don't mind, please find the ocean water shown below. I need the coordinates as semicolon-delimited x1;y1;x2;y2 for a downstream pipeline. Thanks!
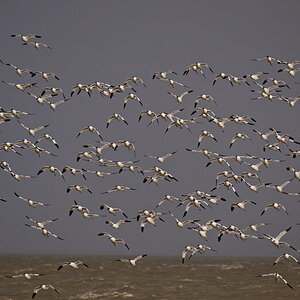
0;256;299;300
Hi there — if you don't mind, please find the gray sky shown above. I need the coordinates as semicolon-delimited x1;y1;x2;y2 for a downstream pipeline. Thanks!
0;0;299;256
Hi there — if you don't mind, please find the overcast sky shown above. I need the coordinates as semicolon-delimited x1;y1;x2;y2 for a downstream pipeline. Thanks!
0;0;299;257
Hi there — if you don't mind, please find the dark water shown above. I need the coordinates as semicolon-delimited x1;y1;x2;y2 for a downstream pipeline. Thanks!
0;256;299;299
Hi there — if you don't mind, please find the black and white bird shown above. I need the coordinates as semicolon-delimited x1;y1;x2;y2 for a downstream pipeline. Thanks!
167;90;193;103
57;261;89;271
98;232;129;250
32;284;59;299
261;227;297;251
106;113;128;128
116;254;147;266
14;192;49;208
76;125;103;140
17;121;49;137
6;272;45;279
25;215;59;229
105;219;131;229
11;33;42;43
66;185;92;194
230;200;256;212
25;224;64;240
144;151;177;163
257;273;293;289
272;253;300;267
100;204;128;218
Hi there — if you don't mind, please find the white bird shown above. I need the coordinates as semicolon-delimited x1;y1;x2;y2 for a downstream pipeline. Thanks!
105;219;131;229
243;223;270;232
209;116;231;129
82;211;100;219
277;59;300;69
153;69;177;80
230;200;256;212
76;125;103;140
261;203;288;216
81;168;115;178
244;181;271;192
14;192;49;208
41;86;65;97
6;272;45;279
117;140;136;156
191;107;215;120
165;118;195;133
101;185;136;194
169;212;199;229
17;120;49;137
181;245;198;264
30;71;59;81
57;261;88;271
25;216;59;229
25;224;64;240
32;284;59;299
261;227;297;251
279;96;300;107
27;92;56;105
11;33;42;43
106;113;128;128
37;165;64;180
211;180;239;197
183;62;213;76
262;77;290;88
140;215;161;232
35;133;59;149
266;180;291;193
181;198;208;217
286;166;300;181
70;83;89;96
229;133;252;148
263;142;282;153
195;244;217;253
185;148;221;159
278;67;300;77
272;253;300;267
167;90;193;103
155;195;179;208
138;110;157;123
243;72;268;81
0;60;32;76
66;185;92;194
98;232;129;250
45;97;69;111
117;254;147;266
197;130;218;147
25;41;52;50
213;73;233;86
9;171;37;181
251;56;278;65
62;166;86;180
161;78;188;88
194;94;216;107
2;81;37;91
100;204;128;218
144;151;177;163
229;114;256;125
125;76;146;87
206;157;233;171
257;273;293;289
69;201;90;216
123;93;143;109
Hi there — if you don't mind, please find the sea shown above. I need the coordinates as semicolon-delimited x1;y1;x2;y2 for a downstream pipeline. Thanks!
0;256;299;300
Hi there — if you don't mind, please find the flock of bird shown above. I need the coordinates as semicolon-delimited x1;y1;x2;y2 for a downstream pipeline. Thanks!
0;33;300;297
